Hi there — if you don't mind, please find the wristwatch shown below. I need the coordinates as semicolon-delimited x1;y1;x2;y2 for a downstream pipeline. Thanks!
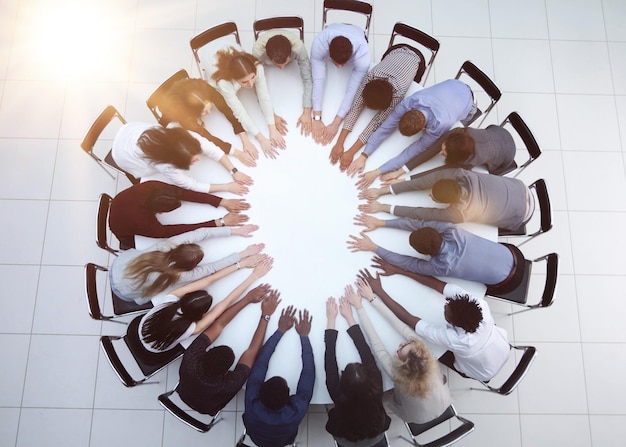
231;167;238;174
262;314;271;321
313;115;322;121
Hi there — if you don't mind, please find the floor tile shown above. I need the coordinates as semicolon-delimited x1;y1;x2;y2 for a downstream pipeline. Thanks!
492;39;554;93
0;265;39;333
609;42;626;95
0;334;30;407
551;41;613;95
195;0;257;35
576;275;626;342
432;0;490;38
0;199;48;265
513;150;567;212
489;0;548;39
615;95;626;150
582;343;626;414
546;0;606;41
589;415;626;447
16;408;92;447
453;413;521;447
603;0;626;41
256;0;317;35
431;37;494;85
162;408;237;447
520;414;592;447
90;409;164;447
22;334;99;408
0;139;56;200
371;0;432;36
0;408;19;447
136;0;197;30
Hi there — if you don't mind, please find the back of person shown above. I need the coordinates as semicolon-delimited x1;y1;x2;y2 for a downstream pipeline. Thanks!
111;122;156;178
464;125;516;173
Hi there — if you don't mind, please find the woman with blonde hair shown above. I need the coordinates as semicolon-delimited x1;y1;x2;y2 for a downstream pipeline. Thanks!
345;271;451;424
206;45;288;159
109;225;262;305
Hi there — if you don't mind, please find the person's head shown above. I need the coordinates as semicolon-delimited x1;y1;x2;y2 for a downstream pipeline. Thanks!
431;179;462;203
166;78;215;122
443;130;475;166
265;34;292;68
391;339;438;398
362;79;393;110
169;243;204;270
137;126;202;170
200;345;236;377
398;110;426;136
212;47;259;89
409;227;443;256
444;294;483;333
141;290;213;351
340;362;383;402
146;183;182;213
259;376;290;410
329;36;353;66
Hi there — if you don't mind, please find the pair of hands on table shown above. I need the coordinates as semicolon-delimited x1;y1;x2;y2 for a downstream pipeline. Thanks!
277;305;312;337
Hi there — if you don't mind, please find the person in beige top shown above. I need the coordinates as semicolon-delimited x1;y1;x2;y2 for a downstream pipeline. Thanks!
344;271;451;424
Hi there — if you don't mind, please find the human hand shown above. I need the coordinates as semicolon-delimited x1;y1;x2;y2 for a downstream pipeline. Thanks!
295;309;312;337
338;296;355;325
244;283;271;303
221;198;250;212
358;200;385;214
240;253;268;268
381;177;404;187
322;121;339;145
356;170;380;190
312;120;325;144
233;170;253;186
277;305;296;332
259;135;280;159
380;168;404;184
226;182;249;195
233;149;257;167
358;268;383;296
326;296;338;322
241;138;260;161
353;213;384;232
344;283;363;309
251;256;274;278
339;151;354;172
232;224;259;237
355;275;374;302
223;212;249;226
269;126;287;150
358;188;383;202
274;114;288;136
346;156;366;177
371;255;403;277
261;288;281;316
329;142;344;166
296;111;312;136
240;242;265;258
346;232;377;253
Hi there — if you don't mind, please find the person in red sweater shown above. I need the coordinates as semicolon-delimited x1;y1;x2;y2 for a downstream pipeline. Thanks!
109;180;250;249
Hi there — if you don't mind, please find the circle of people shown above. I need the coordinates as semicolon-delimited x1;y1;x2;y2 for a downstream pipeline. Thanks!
106;20;530;447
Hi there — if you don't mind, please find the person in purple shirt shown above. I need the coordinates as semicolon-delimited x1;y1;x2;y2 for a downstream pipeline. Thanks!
355;79;478;190
243;306;315;447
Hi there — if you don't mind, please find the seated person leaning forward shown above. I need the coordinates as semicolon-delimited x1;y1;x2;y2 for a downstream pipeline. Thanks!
109;226;262;305
139;256;273;353
111;124;252;194
109;180;250;249
355;79;479;190
252;29;313;137
177;285;280;415
360;167;534;231
368;257;509;382
348;216;526;296
243;306;315;447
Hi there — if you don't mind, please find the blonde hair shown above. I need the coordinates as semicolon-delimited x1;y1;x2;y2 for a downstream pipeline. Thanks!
391;339;438;398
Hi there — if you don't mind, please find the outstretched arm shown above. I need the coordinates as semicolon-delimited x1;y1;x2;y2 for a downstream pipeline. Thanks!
238;288;281;368
371;256;446;294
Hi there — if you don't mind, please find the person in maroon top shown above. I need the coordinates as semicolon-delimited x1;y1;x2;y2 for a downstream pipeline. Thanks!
109;180;250;249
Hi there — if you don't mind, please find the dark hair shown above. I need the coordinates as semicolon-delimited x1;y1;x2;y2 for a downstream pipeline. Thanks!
137;126;201;169
212;47;259;83
164;78;215;127
329;36;353;65
398;110;425;136
201;345;235;377
146;183;182;213
444;129;475;166
141;290;213;351
431;179;462;203
409;228;442;256
445;294;483;333
266;34;292;64
362;79;393;110
259;376;290;410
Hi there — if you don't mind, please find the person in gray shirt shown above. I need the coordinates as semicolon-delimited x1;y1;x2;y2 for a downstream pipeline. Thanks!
360;167;533;231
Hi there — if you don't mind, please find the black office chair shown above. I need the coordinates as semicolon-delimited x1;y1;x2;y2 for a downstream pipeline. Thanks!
80;105;139;184
402;404;474;447
190;21;241;79
158;384;222;432
322;0;372;41
253;16;304;41
499;111;542;178
383;22;440;84
487;252;559;315
470;344;538;395
96;193;121;255
454;61;501;128
146;69;190;126
100;315;184;387
498;179;553;246
85;263;152;323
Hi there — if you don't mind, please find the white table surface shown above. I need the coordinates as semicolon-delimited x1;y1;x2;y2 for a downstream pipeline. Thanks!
137;59;495;404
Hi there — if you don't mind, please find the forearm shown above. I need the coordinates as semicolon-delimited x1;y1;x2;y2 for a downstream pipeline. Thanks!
345;139;365;157
238;316;269;368
372;288;421;328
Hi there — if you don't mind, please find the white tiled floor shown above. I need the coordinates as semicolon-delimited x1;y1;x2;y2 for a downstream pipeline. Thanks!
0;0;625;446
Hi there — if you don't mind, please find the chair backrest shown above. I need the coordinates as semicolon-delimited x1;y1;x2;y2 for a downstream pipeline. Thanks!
501;111;542;178
80;105;127;179
525;178;552;241
484;345;537;396
158;386;221;432
405;404;474;447
536;252;558;309
85;263;152;323
190;22;241;79
100;315;183;387
96;193;119;255
253;16;304;41
385;22;440;84
322;0;372;41
146;69;190;126
454;60;501;127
